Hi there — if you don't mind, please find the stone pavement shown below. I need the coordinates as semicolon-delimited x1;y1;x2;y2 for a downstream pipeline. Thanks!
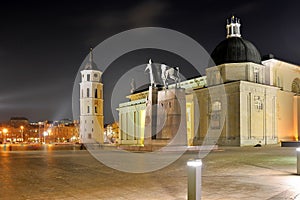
0;145;299;199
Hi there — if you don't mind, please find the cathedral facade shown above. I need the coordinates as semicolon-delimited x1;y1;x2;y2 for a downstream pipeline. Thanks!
118;16;300;147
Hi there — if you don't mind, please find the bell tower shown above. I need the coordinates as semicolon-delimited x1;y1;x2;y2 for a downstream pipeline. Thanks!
79;48;104;144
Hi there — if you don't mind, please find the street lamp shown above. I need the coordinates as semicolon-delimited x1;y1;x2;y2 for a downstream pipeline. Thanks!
38;122;43;143
3;128;8;143
20;126;24;142
187;159;202;200
43;131;48;144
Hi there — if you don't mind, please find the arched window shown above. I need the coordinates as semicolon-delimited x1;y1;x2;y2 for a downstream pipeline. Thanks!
253;67;259;83
95;89;98;98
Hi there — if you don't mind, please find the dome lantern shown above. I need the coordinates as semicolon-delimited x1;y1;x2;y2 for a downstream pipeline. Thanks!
210;16;261;66
226;16;241;38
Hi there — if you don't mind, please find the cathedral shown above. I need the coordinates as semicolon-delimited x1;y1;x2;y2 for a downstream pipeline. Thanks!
117;16;300;148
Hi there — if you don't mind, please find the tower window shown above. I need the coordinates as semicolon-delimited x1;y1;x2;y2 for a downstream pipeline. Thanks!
87;106;90;113
95;106;98;113
87;88;90;97
95;89;98;98
87;74;90;81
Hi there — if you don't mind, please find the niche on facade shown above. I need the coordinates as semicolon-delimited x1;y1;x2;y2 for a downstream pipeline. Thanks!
292;78;300;95
210;101;221;129
254;96;263;111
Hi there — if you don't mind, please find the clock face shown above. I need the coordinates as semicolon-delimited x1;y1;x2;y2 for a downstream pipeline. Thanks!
94;74;98;78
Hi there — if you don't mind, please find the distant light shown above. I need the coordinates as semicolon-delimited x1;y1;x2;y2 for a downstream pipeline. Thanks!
187;159;202;167
71;136;77;140
297;148;300;152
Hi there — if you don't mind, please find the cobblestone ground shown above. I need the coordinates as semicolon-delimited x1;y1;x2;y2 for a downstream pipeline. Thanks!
0;145;299;200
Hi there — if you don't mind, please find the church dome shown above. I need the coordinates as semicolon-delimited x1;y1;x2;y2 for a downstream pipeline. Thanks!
210;16;261;66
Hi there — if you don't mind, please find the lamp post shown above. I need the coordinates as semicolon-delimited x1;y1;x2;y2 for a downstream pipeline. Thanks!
47;129;51;143
38;122;43;143
297;148;300;175
43;131;48;144
187;159;202;200
20;126;24;142
3;128;8;143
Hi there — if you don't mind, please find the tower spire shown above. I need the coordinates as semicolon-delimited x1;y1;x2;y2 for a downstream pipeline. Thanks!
84;47;97;70
226;15;241;38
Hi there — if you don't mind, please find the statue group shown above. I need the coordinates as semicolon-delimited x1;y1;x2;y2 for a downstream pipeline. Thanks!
145;59;181;89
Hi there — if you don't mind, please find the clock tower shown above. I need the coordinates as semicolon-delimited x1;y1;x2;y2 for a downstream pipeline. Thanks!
79;48;104;144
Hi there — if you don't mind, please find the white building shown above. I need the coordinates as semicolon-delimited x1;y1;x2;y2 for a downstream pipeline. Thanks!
117;16;300;148
79;49;104;144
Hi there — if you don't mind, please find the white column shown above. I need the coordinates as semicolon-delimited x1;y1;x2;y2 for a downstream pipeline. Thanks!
187;159;202;200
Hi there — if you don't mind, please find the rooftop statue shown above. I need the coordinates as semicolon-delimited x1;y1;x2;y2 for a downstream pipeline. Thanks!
130;78;136;94
145;59;161;87
161;64;181;89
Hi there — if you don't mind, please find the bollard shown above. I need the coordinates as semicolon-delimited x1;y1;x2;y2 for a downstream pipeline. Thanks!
187;159;202;200
297;148;300;175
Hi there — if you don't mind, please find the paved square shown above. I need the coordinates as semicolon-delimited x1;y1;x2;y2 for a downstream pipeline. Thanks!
0;145;299;199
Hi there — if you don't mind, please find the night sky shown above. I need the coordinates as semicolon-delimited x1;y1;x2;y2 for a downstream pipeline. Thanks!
0;0;299;123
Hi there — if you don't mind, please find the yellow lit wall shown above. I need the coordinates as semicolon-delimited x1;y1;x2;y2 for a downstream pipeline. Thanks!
277;91;295;141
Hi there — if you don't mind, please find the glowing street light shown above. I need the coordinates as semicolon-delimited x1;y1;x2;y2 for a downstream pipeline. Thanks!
187;159;202;200
3;128;8;143
43;131;48;144
20;126;24;142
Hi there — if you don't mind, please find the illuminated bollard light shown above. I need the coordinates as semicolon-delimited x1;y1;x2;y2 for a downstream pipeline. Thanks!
187;159;202;200
297;148;300;175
